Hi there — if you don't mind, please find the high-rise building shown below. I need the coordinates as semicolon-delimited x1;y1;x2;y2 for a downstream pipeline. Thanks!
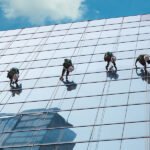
0;14;150;150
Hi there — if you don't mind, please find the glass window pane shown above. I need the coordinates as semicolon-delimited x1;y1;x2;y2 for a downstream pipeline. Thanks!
4;29;21;36
37;25;54;32
73;96;101;109
71;22;88;28
92;124;123;140
86;26;103;32
68;28;85;34
126;104;149;122
104;24;121;30
123;15;140;22
62;34;82;42
77;82;105;97
96;106;126;124
122;138;148;150
105;80;130;94
122;22;140;28
106;17;123;24
15;34;33;40
20;27;38;34
124;122;149;138
101;30;119;38
120;28;139;36
139;26;150;34
54;23;71;30
88;19;105;26
141;14;150;21
68;109;97;126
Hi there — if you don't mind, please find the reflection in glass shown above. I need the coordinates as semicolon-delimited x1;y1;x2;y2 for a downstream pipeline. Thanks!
0;108;76;149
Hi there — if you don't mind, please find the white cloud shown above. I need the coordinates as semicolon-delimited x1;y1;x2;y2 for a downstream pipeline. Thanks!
0;0;86;24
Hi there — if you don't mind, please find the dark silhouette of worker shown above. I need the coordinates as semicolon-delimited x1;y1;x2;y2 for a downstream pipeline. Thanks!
135;54;150;74
60;59;74;81
7;67;19;87
136;68;150;84
62;80;77;91
104;52;117;71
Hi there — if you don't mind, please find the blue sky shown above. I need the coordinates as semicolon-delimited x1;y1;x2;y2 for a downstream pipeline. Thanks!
0;0;150;31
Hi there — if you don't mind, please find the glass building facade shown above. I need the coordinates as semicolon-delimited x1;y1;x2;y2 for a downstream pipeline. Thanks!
0;14;150;149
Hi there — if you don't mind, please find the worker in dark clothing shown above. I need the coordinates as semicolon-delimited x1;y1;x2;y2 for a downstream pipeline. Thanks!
135;54;150;73
7;67;19;87
60;59;74;81
104;52;117;71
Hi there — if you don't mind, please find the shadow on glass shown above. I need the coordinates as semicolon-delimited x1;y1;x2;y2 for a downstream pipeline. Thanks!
136;68;150;84
10;83;22;97
62;80;77;91
106;71;119;80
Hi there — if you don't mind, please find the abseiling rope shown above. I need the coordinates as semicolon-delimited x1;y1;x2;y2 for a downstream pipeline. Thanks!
60;20;109;147
0;27;52;115
53;22;97;149
55;22;90;110
89;17;124;150
41;23;73;112
119;15;143;150
31;23;76;145
0;29;30;105
0;27;46;116
43;22;87;111
16;25;57;114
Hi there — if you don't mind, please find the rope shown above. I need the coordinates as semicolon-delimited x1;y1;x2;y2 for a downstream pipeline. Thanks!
45;22;88;111
27;24;84;146
0;27;49;113
89;18;124;150
119;15;142;150
41;23;73;112
29;23;76;144
0;29;27;105
54;20;109;150
55;22;90;111
16;25;57;114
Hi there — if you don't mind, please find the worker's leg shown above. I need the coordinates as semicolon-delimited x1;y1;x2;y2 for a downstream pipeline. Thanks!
106;61;110;71
66;70;70;80
60;68;66;80
10;78;13;86
113;62;117;71
15;79;19;87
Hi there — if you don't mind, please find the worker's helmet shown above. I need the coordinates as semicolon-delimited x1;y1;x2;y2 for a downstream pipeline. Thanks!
64;59;68;62
64;59;71;63
144;55;150;61
111;56;116;62
68;66;74;72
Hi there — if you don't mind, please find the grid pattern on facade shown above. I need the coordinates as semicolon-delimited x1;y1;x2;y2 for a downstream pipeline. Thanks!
0;14;149;150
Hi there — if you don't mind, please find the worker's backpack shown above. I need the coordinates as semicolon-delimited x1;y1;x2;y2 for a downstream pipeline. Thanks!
104;52;113;61
64;59;72;68
7;71;13;79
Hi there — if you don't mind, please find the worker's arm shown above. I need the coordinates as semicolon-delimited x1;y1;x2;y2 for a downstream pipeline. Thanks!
144;63;147;74
135;67;140;76
135;58;138;68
